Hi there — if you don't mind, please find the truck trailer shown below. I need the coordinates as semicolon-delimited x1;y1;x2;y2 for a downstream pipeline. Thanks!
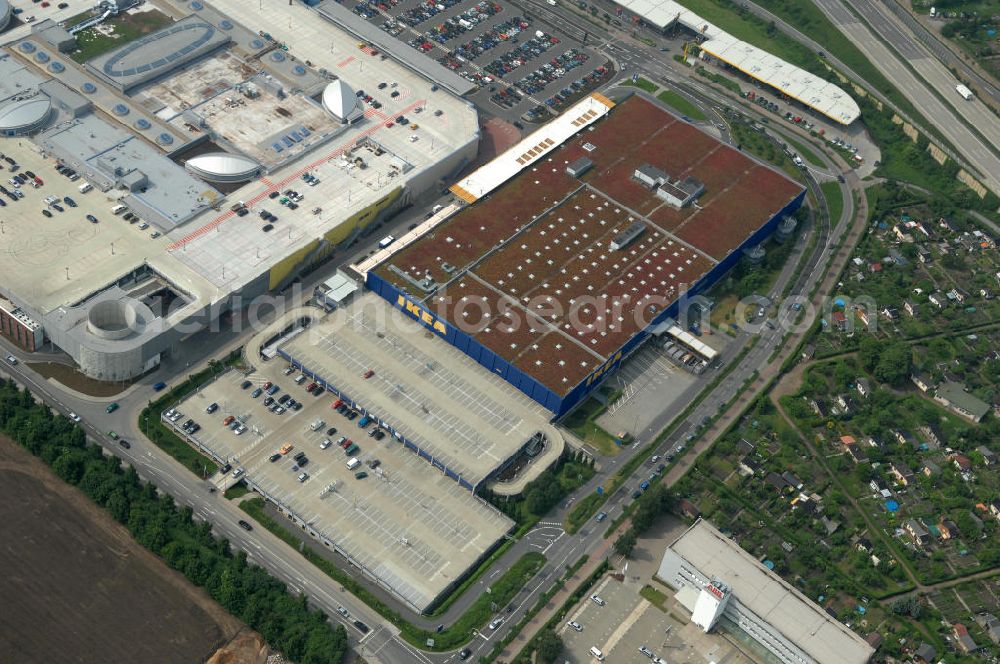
956;84;974;101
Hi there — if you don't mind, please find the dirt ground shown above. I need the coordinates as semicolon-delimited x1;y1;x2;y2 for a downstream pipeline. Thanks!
27;361;135;397
0;435;271;664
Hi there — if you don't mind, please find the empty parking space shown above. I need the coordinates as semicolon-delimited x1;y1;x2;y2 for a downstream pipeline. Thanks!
559;578;753;664
172;356;514;613
596;343;697;436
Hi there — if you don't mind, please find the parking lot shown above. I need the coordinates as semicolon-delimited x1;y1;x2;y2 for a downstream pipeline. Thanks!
168;356;515;613
0;142;177;312
350;0;611;119
559;577;754;664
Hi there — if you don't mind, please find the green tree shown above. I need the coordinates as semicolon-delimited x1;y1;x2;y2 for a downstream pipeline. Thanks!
614;529;637;557
535;630;564;664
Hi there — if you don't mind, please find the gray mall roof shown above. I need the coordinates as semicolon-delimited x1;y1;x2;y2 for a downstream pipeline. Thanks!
38;114;218;229
668;519;874;664
314;0;476;96
85;15;231;92
0;53;46;103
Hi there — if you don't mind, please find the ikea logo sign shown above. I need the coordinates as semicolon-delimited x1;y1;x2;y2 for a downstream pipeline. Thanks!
396;295;448;336
585;351;622;387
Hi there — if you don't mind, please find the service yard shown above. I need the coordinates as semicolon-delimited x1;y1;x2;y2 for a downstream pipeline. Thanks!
353;0;610;120
0;435;247;663
163;295;568;612
558;577;753;664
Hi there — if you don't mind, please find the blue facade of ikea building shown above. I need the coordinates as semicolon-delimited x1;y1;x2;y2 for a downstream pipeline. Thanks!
367;188;804;420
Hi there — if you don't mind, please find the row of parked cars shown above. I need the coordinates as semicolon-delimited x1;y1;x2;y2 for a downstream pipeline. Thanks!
514;49;589;94
441;15;527;62
482;32;557;78
396;0;470;28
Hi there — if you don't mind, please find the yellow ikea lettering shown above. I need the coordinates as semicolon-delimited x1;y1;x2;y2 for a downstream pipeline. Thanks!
586;351;622;386
396;295;446;335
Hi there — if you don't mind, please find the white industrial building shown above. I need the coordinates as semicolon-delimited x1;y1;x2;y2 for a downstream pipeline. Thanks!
658;519;874;664
611;0;860;125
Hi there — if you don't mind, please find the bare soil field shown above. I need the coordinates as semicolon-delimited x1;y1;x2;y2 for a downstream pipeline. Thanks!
0;435;266;663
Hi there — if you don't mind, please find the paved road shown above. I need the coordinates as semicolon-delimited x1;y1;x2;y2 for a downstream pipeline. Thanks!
0;18;855;664
811;0;1000;195
883;0;1000;106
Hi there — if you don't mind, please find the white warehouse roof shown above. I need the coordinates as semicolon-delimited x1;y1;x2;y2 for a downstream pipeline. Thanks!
614;0;860;125
665;520;874;664
321;79;363;123
450;92;615;203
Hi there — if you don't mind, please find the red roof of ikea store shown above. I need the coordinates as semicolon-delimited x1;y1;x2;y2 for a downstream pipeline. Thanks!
375;95;802;395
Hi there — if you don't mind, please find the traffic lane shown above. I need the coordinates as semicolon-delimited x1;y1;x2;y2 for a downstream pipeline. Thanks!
850;0;925;60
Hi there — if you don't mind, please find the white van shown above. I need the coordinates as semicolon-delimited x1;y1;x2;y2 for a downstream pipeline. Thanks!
111;204;127;215
378;235;396;249
310;419;326;432
78;182;93;193
589;646;605;661
346;457;361;471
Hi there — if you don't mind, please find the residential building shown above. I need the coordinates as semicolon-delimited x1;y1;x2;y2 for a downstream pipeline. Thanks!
905;519;930;546
910;371;933;392
976;445;997;466
891;429;916;448
913;642;936;663
831;310;848;331
951;453;972;472
935;381;990;422
856;377;872;398
953;623;978;654
974;613;1000;645
890;462;915;486
834;394;854;413
917;424;944;449
937;518;958;540
921;460;940;477
903;299;919;317
928;291;946;308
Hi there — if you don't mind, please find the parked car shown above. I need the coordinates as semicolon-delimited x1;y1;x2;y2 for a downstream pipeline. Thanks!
238;520;253;531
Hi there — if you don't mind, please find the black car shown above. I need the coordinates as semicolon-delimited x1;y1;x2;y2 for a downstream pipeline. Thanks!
241;380;252;389
220;463;232;474
262;224;274;232
346;411;358;420
119;439;132;449
354;620;370;634
263;396;274;406
278;394;291;404
294;451;306;462
24;170;35;179
377;82;387;89
269;453;282;462
86;214;98;223
326;426;338;436
42;209;52;218
64;196;77;207
459;649;471;660
238;520;253;531
291;402;302;411
268;190;280;199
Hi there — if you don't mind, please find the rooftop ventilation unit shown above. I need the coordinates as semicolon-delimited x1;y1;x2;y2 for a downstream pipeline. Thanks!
609;221;646;251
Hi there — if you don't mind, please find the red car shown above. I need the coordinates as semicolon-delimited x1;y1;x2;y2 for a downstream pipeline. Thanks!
306;382;318;391
363;369;375;379
223;415;235;426
332;399;344;409
262;381;272;390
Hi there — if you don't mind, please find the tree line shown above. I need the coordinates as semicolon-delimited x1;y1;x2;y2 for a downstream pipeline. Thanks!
0;378;348;664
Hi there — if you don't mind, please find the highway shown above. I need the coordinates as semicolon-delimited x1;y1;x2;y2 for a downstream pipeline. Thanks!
882;0;1000;107
811;0;1000;195
0;11;862;663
